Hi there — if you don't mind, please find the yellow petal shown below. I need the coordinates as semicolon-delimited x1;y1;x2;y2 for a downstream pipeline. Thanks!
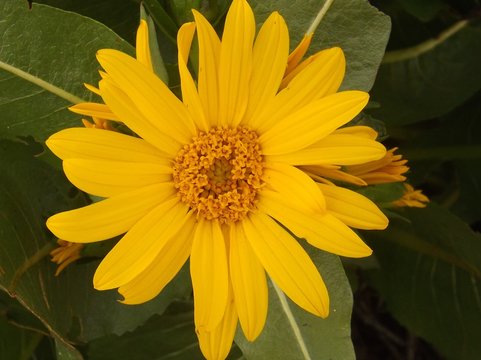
319;184;388;230
191;219;229;332
97;49;196;143
333;125;378;139
260;91;369;155
258;190;373;258
197;286;238;360
300;164;367;186
118;217;195;304
229;223;267;341
285;33;313;76
94;198;190;289
192;9;221;126
46;128;168;162
47;183;173;242
84;83;101;96
263;162;325;211
69;102;118;121
243;11;289;126
63;158;172;198
136;19;153;71
99;78;182;156
268;133;386;165
243;212;329;317
218;0;255;127
254;47;346;134
178;22;209;132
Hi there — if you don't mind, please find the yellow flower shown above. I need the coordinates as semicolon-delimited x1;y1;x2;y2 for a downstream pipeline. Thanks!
345;147;409;184
46;0;388;358
50;240;84;276
392;183;429;208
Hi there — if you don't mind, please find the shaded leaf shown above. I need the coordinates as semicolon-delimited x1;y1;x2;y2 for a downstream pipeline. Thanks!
250;0;391;91
0;315;43;360
0;0;133;141
364;204;481;360
0;139;191;349
369;22;481;125
235;247;355;360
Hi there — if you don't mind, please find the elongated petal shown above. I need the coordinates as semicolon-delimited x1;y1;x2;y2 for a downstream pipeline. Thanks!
260;91;369;155
94;198;190;289
319;184;388;230
285;33;313;76
118;217;195;304
191;219;229;332
254;47;345;133
63;159;172;198
136;19;153;71
243;11;289;126
258;190;372;257
218;0;255;127
268;134;386;165
334;125;378;139
178;22;209;132
243;212;329;317
69;102;118;121
197;286;238;360
263;162;325;211
46;128;169;162
47;183;173;242
97;49;196;143
193;9;221;125
99;79;182;156
230;223;267;341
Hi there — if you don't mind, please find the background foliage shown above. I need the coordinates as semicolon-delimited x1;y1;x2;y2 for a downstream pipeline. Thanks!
0;0;480;359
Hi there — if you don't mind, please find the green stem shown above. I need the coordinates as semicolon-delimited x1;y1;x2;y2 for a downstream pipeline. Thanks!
306;0;336;35
403;145;481;161
382;20;469;64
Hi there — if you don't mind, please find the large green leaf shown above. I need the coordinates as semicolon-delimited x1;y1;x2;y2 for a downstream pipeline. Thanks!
364;204;481;360
369;22;481;125
0;0;133;141
250;0;391;91
33;0;140;44
235;247;355;360
0;139;191;350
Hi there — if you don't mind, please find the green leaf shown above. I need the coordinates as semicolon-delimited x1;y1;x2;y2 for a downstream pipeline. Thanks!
250;0;391;91
33;0;140;45
235;247;355;360
87;301;243;360
395;0;445;22
0;139;191;349
369;21;481;125
364;204;481;360
0;0;133;141
0;316;44;360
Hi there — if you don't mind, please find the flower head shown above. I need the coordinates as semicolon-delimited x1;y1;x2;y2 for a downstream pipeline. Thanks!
46;0;388;358
392;183;429;208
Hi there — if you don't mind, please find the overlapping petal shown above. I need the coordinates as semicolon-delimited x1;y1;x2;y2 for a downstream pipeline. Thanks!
118;217;195;304
243;11;289;126
94;198;191;290
267;133;386;166
230;223;268;341
63;159;172;198
191;219;229;332
69;102;118;121
136;19;153;71
260;91;369;155
258;190;373;257
319;183;388;230
243;212;329;317
47;183;174;242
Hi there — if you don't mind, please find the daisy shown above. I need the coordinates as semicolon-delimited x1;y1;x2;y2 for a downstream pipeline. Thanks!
46;0;388;358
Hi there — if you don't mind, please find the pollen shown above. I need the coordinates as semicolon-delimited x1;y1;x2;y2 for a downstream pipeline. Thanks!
173;127;264;224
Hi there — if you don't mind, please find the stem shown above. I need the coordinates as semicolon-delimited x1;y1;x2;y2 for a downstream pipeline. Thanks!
306;0;336;35
403;145;481;161
382;20;469;64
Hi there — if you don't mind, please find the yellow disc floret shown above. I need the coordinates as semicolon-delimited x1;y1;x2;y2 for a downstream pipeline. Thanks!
173;127;264;224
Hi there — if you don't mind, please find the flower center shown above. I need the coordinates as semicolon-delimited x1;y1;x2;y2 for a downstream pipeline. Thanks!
173;127;264;224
